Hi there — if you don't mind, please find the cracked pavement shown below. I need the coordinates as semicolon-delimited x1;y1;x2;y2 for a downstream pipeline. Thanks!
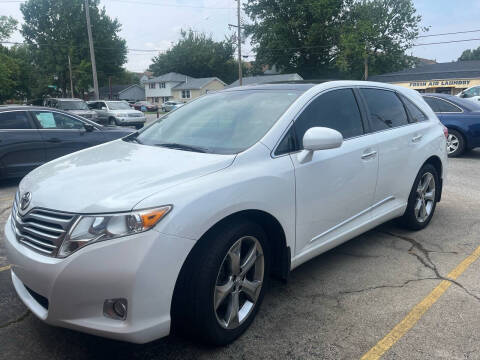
1;152;480;359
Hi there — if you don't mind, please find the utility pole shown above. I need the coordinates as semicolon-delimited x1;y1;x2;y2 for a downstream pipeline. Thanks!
68;55;74;98
85;0;99;99
236;0;242;86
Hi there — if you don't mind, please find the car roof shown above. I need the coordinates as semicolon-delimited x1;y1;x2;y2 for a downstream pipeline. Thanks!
0;105;52;112
223;83;316;92
49;98;85;101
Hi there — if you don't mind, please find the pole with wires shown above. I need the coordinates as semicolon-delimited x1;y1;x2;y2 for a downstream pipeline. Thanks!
68;55;74;97
85;0;99;100
237;0;242;86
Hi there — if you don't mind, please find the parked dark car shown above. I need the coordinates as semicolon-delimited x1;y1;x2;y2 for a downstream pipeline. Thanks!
44;98;98;120
133;101;158;112
0;106;134;179
422;93;480;157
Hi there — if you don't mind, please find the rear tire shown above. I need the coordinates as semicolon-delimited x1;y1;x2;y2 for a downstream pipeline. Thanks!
171;219;270;345
447;129;465;157
399;164;439;231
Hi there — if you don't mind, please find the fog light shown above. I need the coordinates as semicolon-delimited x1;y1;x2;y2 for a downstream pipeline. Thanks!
103;298;128;320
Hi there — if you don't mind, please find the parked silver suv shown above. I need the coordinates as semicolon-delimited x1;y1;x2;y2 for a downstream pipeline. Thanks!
87;100;146;129
44;98;98;120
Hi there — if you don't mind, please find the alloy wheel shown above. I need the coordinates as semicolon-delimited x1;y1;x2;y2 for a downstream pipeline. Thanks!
446;134;459;154
214;236;264;330
415;172;436;223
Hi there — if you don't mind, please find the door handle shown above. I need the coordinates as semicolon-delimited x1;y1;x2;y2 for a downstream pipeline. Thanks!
361;150;377;160
412;135;423;143
47;138;61;143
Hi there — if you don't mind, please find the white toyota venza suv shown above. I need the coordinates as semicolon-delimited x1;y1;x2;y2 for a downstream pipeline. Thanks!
5;81;447;345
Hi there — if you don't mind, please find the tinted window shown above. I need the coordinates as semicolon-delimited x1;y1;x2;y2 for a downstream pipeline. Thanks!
423;97;461;113
463;86;480;98
293;89;364;147
33;111;85;129
0;111;31;129
402;96;428;123
275;126;297;156
361;89;408;131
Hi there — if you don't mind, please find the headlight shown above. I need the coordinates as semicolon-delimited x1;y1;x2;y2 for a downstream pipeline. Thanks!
58;206;172;258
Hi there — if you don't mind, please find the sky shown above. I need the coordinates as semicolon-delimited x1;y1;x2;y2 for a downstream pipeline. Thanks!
2;0;480;73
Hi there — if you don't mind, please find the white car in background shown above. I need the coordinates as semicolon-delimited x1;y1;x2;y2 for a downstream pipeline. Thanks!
457;85;480;102
5;81;447;346
161;100;185;112
87;100;146;129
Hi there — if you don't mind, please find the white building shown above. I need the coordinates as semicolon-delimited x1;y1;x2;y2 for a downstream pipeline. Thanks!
144;72;226;104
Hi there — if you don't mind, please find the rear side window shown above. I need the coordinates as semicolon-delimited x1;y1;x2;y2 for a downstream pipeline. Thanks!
423;97;461;113
0;111;31;129
361;89;408;131
402;96;428;123
293;88;364;147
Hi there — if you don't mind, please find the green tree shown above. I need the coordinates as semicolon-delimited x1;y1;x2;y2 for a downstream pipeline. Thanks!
149;30;237;84
0;15;18;41
0;16;20;103
459;47;480;61
20;0;127;95
244;0;346;79
336;0;425;79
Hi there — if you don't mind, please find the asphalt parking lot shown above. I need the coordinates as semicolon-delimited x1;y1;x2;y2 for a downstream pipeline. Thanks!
1;152;480;360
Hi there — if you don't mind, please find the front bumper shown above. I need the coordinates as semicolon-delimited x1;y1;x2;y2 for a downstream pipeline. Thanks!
4;215;195;343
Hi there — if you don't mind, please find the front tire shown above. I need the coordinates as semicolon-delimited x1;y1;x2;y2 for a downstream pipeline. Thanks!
108;117;117;126
399;164;439;230
447;129;465;157
172;219;270;345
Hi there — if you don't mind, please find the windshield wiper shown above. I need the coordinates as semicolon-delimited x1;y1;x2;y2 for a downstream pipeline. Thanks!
155;143;208;153
123;133;143;144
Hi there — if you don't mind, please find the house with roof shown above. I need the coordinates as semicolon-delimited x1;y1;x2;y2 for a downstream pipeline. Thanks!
144;72;226;104
369;60;480;96
227;73;303;88
98;84;145;102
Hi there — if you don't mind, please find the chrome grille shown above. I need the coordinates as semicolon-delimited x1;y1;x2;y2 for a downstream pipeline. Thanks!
11;194;77;257
128;113;143;118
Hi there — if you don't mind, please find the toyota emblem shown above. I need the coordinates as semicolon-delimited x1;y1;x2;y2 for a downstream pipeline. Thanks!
20;192;32;211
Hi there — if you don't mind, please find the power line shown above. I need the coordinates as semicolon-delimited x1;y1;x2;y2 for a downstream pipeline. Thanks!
418;29;480;38
0;0;235;9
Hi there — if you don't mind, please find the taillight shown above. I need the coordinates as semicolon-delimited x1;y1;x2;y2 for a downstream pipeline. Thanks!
443;126;448;139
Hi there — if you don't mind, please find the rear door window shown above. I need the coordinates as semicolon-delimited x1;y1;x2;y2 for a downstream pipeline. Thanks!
423;97;461;113
0;111;32;129
401;96;428;123
360;88;409;131
293;88;364;149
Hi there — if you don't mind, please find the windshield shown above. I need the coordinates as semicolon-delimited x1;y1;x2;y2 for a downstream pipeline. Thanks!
57;101;89;110
133;90;301;154
107;102;131;110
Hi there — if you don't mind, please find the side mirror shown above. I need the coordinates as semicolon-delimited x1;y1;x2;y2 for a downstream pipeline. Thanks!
84;123;94;132
303;127;343;151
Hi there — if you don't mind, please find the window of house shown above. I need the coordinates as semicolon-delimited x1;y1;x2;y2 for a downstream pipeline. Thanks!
291;88;364;150
149;83;156;89
423;97;462;113
182;90;191;99
360;88;409;131
159;82;166;89
0;111;31;129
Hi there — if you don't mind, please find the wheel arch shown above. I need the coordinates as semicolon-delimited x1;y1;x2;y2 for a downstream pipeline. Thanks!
170;209;290;333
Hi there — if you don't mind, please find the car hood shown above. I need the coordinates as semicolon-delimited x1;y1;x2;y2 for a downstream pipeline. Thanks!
20;140;236;213
111;110;143;116
68;109;96;115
